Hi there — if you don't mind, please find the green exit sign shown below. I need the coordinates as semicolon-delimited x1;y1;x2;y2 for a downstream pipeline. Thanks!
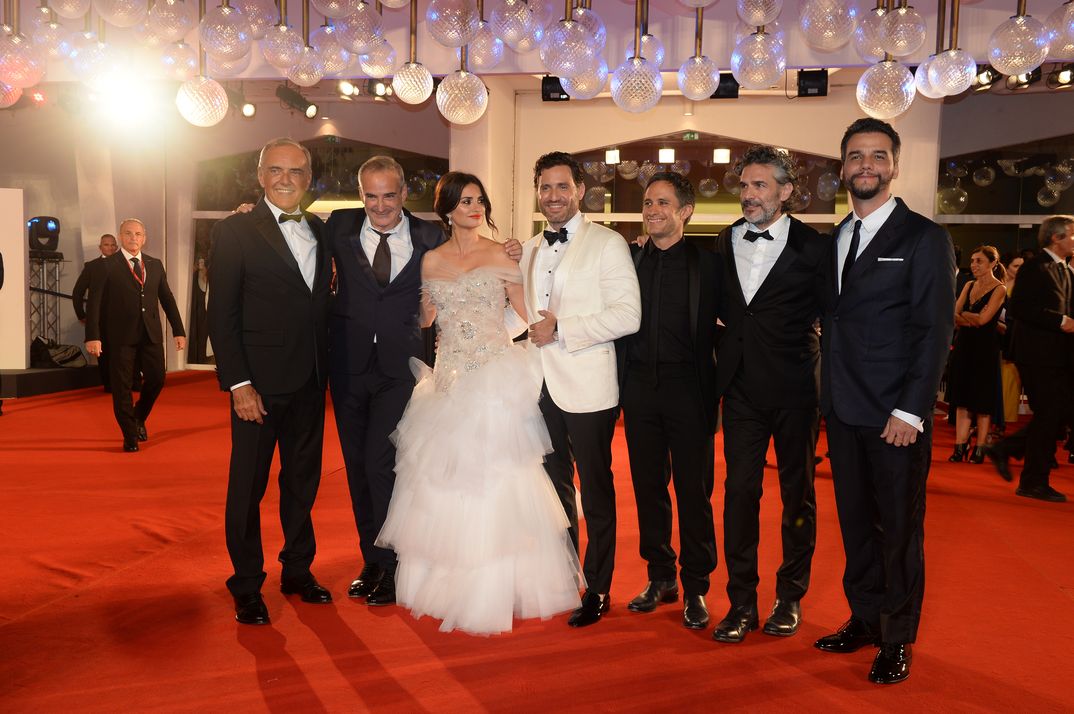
682;132;700;141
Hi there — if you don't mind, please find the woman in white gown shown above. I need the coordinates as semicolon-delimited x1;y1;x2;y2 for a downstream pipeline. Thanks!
376;172;584;635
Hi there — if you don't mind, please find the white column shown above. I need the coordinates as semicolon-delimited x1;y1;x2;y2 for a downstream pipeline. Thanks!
0;188;29;370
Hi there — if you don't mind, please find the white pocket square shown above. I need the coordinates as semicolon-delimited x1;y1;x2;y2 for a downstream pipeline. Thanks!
877;257;904;262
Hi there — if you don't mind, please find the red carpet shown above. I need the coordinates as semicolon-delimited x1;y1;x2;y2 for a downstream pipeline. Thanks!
1;371;1072;712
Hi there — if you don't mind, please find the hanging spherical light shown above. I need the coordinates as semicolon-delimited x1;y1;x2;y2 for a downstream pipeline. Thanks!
927;48;976;96
436;69;488;124
572;5;606;50
392;61;434;103
677;54;719;100
914;57;944;98
730;31;785;89
856;59;915;120
528;0;558;27
561;57;608;99
52;0;91;20
617;160;640;180
972;166;996;187
148;0;193;43
468;21;504;71
879;5;926;57
600;164;615;183
0;80;22;108
489;0;539;51
199;4;252;62
261;22;304;67
734;18;784;47
357;36;396;77
0;33;47;89
32;20;74;60
381;0;410;7
176;75;228;126
207;48;252;76
936;180;968;213
1037;186;1061;207
816;171;840;201
584;186;607;212
637;161;662;186
671;160;691;177
311;24;353;76
988;14;1050;76
723;170;742;195
335;3;382;53
681;0;717;6
426;0;481;48
286;45;325;87
1046;2;1074;60
134;20;168;48
624;33;665;65
236;0;276;39
161;40;198;80
798;0;856;51
698;178;719;197
92;0;147;28
610;56;662;113
736;0;782;27
541;20;599;78
854;7;886;63
67;30;103;75
1045;164;1074;191
788;187;812;211
313;0;361;20
945;160;968;178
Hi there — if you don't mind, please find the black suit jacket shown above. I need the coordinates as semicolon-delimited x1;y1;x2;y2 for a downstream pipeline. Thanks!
1009;251;1072;368
619;239;721;434
821;198;956;428
85;251;185;346
324;207;445;379
72;256;107;321
208;200;332;395
715;216;826;409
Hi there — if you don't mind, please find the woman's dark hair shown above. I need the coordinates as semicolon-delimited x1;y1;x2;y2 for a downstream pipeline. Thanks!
971;244;1007;282
433;171;497;235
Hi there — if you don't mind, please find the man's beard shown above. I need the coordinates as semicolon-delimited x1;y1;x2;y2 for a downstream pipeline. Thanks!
741;200;778;227
847;173;890;201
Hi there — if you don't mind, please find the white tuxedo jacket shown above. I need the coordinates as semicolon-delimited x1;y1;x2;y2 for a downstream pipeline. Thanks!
520;215;641;413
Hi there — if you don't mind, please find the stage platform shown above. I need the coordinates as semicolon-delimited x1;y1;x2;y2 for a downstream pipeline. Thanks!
0;364;101;399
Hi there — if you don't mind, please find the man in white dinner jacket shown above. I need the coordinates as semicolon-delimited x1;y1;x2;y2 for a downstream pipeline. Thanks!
520;150;641;628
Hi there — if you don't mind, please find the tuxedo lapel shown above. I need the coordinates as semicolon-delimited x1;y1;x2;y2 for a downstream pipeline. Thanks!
308;216;328;291
549;217;587;314
253;201;307;289
686;240;700;345
749;218;802;305
719;220;747;306
525;237;541;320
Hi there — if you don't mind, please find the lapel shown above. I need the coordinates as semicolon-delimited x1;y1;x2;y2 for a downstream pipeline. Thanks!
845;199;909;290
347;208;381;288
686;240;699;345
308;215;327;291
748;216;801;306
719;219;748;307
253;200;308;290
549;215;588;314
525;235;541;318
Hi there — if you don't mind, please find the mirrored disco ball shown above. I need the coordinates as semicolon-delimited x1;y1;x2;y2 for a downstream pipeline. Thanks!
261;24;304;67
637;161;662;185
617;160;640;180
1046;2;1074;60
856;60;915;120
731;31;785;89
0;34;46;89
392;61;434;104
936;183;968;214
176;75;229;127
671;160;691;176
927;48;976;96
854;7;886;64
436;69;488;124
313;0;361;20
148;0;193;43
816;171;840;200
541;20;599;78
723;170;742;195
624;33;665;66
584;186;607;212
610;56;663;113
200;4;252;62
914;57;944;99
33;21;74;60
798;0;856;52
600;164;615;183
879;6;926;57
52;0;91;20
93;0;147;28
311;25;353;76
489;0;538;51
161;40;198;80
1038;186;1061;207
358;36;396;78
561;57;608;99
468;21;504;71
572;6;606;50
1045;164;1074;191
736;0;782;27
698;178;719;198
988;14;1050;76
426;0;481;48
207;49;252;77
236;0;277;39
678;54;719;100
788;187;812;211
735;19;785;47
0;81;22;108
972;166;996;187
335;3;382;54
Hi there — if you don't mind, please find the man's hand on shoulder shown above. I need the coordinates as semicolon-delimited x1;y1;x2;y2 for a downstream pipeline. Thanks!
233;203;255;215
504;238;523;263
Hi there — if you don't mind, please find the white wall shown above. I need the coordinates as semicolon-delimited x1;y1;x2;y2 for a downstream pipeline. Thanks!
0;189;29;370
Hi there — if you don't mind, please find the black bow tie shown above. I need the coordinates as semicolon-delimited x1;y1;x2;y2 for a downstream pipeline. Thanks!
743;229;773;242
544;228;568;246
279;212;304;224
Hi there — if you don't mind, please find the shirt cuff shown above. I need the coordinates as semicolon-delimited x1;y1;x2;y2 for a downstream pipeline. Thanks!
1061;315;1072;330
230;380;252;391
891;409;924;432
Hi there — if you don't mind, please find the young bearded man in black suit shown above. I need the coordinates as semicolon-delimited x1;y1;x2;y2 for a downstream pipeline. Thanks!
710;146;826;645
985;215;1074;502
209;138;334;625
815;119;955;685
621;172;720;632
85;219;186;452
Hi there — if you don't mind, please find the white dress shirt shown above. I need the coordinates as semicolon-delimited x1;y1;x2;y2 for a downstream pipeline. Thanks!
360;213;413;282
120;247;143;278
534;211;584;312
264;200;317;291
731;213;791;304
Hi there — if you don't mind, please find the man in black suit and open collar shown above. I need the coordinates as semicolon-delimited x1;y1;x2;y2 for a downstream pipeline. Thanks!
74;234;120;392
209;137;334;625
815;118;955;685
709;146;826;645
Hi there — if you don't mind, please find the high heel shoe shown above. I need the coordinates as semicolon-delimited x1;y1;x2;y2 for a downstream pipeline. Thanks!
949;443;969;462
968;446;986;464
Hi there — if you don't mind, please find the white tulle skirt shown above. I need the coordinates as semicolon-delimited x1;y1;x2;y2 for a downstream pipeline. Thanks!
376;344;584;636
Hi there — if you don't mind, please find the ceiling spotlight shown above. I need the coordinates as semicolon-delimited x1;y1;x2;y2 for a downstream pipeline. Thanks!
658;148;675;164
367;79;391;98
241;102;256;118
225;87;256;119
605;149;620;165
713;148;731;164
1046;64;1074;89
973;65;999;92
338;80;356;97
29;90;47;108
276;83;318;119
1005;67;1042;91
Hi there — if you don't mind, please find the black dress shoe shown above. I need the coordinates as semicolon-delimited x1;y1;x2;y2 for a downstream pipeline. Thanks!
869;643;912;684
682;595;709;630
281;576;332;603
567;590;609;627
711;605;758;643
814;618;880;653
347;563;385;599
366;564;397;606
627;580;678;613
1015;484;1067;502
762;598;801;637
123;439;139;452
983;445;1013;482
234;593;270;625
135;419;148;442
